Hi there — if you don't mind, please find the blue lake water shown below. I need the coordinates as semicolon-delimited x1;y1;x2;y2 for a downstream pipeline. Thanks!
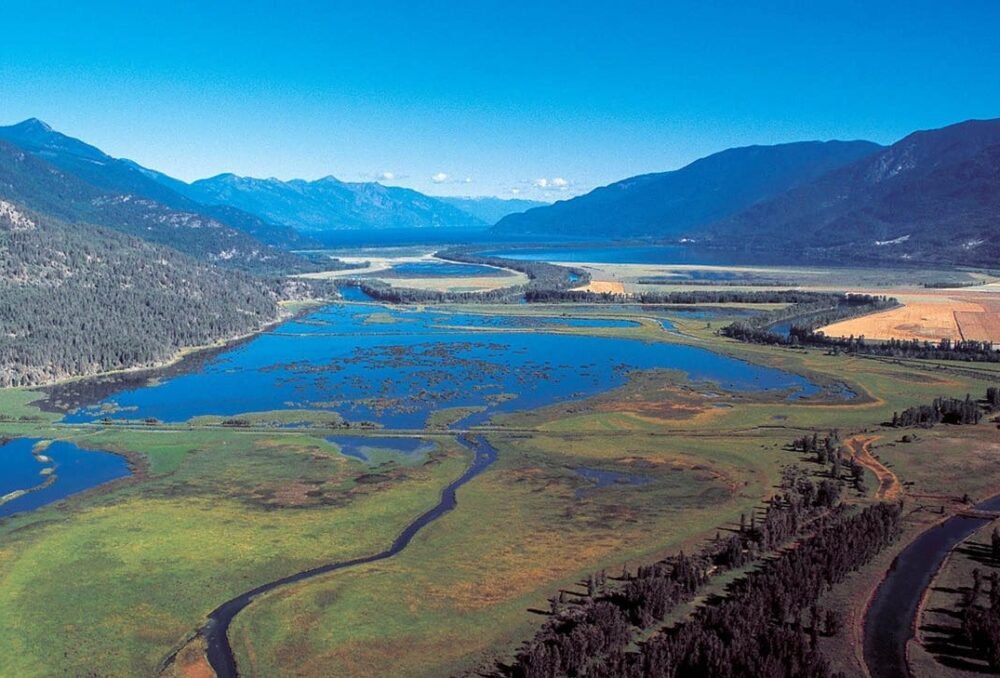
375;262;510;278
0;439;130;518
66;301;825;429
338;286;377;302
326;435;436;463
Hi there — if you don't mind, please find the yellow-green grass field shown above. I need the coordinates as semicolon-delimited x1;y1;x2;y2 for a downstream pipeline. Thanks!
223;328;997;677
0;426;469;677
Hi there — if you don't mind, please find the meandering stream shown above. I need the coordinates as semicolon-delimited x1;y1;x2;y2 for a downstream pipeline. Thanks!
200;434;497;677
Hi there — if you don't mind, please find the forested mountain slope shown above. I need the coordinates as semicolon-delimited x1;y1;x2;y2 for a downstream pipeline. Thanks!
0;199;289;387
706;118;1000;265
0;140;316;274
492;140;882;237
0;119;313;252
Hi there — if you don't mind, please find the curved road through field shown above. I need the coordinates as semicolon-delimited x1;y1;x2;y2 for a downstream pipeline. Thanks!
846;436;901;500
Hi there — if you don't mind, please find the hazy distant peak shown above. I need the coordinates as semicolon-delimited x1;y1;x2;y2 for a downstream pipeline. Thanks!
12;118;54;133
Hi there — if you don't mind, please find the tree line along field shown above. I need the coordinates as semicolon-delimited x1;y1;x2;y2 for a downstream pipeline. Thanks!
910;519;1000;676
519;258;1000;347
0;303;997;677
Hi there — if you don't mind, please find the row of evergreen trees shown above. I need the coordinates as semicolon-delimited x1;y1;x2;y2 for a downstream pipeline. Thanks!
525;289;838;305
510;501;902;677
620;502;902;678
338;250;589;304
507;447;866;678
962;563;1000;670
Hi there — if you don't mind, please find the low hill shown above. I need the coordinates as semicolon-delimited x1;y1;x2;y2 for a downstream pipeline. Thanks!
0;199;290;387
707;118;1000;265
492;140;882;238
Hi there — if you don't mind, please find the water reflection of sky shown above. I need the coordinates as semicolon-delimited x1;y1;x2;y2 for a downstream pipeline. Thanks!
65;302;826;429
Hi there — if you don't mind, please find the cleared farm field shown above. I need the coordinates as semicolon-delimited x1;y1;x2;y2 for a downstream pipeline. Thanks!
574;279;626;294
821;291;1000;344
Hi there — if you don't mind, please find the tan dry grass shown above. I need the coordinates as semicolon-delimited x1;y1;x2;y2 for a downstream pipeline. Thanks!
821;292;1000;344
574;280;625;294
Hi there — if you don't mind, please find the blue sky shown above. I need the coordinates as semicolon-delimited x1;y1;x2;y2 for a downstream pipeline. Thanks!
3;1;999;200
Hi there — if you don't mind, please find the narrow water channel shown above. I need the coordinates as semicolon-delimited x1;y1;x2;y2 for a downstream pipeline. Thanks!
863;493;1000;678
199;434;497;677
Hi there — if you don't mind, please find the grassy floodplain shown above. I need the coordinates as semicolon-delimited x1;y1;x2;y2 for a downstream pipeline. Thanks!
223;315;998;677
0;258;998;677
0;420;470;676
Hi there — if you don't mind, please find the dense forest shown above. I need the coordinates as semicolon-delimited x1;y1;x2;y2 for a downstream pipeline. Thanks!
503;429;900;678
0;200;310;387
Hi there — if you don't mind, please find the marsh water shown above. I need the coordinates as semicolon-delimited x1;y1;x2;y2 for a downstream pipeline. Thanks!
65;301;824;429
4;299;835;523
0;438;130;518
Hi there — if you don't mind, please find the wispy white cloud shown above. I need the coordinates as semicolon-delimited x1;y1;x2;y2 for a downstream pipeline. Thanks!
431;172;449;183
379;171;395;181
531;176;572;192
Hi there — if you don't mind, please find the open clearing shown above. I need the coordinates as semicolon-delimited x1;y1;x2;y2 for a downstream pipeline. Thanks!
573;279;625;294
821;289;1000;344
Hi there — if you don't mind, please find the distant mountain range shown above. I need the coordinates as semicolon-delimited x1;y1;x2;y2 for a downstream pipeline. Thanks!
493;140;883;238
0;119;540;262
494;118;1000;266
167;172;490;232
3;116;998;270
705;118;1000;265
438;196;547;225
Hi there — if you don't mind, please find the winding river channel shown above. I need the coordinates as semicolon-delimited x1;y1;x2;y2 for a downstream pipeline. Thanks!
863;493;1000;678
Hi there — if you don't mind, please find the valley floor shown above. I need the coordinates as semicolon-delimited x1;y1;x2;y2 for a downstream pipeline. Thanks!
0;256;997;677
